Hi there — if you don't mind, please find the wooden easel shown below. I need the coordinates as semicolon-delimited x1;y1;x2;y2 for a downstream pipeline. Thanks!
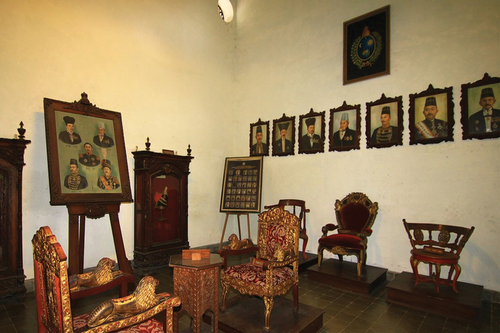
218;213;251;252
67;203;133;276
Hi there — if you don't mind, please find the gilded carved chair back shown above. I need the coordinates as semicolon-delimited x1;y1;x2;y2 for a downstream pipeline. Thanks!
32;226;181;333
220;207;300;332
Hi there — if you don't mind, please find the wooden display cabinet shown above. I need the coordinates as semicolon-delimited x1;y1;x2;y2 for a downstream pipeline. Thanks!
132;147;193;268
0;132;30;302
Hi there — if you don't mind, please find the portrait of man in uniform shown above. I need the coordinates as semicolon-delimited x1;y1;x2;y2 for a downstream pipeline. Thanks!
370;105;398;145
275;122;292;153
63;159;88;190
300;117;321;150
468;87;500;134
332;112;357;147
79;142;101;167
415;96;448;140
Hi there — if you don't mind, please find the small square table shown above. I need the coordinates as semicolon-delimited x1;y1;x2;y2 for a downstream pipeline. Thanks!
169;253;223;333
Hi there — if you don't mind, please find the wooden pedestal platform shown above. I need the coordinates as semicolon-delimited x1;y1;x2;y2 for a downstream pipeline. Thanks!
386;271;483;323
202;295;323;333
307;259;387;294
298;252;318;273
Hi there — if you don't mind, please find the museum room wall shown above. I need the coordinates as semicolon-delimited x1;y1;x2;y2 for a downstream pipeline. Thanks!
0;0;238;281
232;0;500;291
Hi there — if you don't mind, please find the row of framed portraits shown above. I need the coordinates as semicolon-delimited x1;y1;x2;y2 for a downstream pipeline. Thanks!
249;73;500;156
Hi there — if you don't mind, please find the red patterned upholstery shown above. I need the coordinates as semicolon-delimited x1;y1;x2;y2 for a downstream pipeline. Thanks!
317;192;378;276
220;207;300;332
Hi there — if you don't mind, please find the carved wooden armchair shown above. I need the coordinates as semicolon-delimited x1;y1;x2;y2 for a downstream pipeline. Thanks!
264;199;310;259
32;226;181;333
318;192;378;276
220;207;300;332
403;219;475;293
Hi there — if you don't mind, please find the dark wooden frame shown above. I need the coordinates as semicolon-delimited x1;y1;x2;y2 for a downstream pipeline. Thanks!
43;93;132;205
343;5;390;85
220;156;263;213
460;73;500;140
249;119;270;156
272;114;296;157
298;108;326;154
366;94;403;149
409;84;454;145
329;101;361;152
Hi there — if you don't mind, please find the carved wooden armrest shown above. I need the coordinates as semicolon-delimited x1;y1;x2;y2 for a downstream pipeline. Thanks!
87;276;178;328
252;256;298;270
321;223;339;236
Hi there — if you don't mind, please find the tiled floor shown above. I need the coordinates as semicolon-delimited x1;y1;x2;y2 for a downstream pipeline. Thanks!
1;266;498;333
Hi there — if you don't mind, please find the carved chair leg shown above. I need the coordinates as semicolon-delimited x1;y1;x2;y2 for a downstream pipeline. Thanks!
292;283;299;312
301;232;308;259
357;252;363;276
452;263;461;293
338;254;343;263
435;263;441;292
263;296;275;332
317;246;323;267
220;281;229;312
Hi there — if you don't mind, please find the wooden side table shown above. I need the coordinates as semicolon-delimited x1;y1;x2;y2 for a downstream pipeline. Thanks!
169;254;223;333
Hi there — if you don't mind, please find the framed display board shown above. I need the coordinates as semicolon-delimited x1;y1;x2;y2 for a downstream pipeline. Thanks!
220;156;263;213
43;93;132;205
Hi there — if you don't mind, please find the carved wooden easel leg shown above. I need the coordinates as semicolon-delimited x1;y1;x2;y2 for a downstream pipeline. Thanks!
109;210;133;275
68;213;80;276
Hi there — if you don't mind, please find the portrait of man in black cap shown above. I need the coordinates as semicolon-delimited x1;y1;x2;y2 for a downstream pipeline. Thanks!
58;116;82;145
300;117;321;150
63;159;88;190
275;122;292;153
332;112;356;147
468;87;500;134
93;121;115;148
415;96;448;139
370;105;399;144
251;125;268;155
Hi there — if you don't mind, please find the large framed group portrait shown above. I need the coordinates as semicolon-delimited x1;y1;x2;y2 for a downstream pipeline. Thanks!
44;93;132;205
343;5;390;85
366;94;403;149
460;73;500;140
249;118;270;156
220;156;263;213
409;84;454;145
298;108;325;155
329;101;361;152
272;113;295;157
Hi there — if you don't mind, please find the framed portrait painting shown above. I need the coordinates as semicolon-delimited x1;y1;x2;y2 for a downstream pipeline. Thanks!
409;84;454;145
272;113;295;157
249;119;269;156
343;5;390;85
43;93;133;205
460;73;500;140
329;101;361;152
220;156;263;213
366;94;403;149
298;108;325;154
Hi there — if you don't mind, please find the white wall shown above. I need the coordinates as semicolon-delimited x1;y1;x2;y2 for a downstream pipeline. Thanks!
0;0;499;292
233;0;500;291
0;0;238;280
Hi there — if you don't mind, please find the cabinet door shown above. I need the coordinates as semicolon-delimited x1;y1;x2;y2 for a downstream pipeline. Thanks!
151;173;181;245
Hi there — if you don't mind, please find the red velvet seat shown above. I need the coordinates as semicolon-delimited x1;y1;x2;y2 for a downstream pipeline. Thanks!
317;192;378;276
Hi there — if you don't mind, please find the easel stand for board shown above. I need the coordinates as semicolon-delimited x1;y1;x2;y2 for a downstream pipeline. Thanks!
67;203;133;276
219;213;252;252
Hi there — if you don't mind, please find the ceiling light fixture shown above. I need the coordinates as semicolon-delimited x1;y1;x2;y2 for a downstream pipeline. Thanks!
218;0;233;23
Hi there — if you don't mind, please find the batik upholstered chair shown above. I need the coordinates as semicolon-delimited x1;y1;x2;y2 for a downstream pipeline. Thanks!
403;219;475;293
318;192;378;276
32;226;181;333
264;199;310;259
220;207;300;332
